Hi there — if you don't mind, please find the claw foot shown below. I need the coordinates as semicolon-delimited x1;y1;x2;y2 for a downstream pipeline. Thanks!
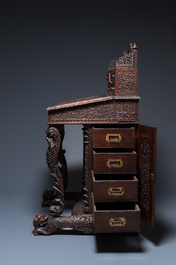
33;214;49;235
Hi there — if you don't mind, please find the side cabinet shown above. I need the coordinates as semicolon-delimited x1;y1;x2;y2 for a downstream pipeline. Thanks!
90;124;157;233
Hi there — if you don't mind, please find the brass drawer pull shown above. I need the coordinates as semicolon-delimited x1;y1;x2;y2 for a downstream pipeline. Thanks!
108;187;124;196
107;159;123;168
106;133;122;143
109;217;126;227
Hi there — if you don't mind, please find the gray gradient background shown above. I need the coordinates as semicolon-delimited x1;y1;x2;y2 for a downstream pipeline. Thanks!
0;1;175;264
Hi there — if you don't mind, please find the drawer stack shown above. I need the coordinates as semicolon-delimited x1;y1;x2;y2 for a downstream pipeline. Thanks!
92;127;141;233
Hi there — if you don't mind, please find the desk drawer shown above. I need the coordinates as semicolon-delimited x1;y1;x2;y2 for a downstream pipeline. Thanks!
93;152;137;174
93;201;140;233
92;173;138;202
93;128;135;148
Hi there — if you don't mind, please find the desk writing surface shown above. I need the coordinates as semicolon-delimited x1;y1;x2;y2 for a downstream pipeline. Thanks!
47;94;140;125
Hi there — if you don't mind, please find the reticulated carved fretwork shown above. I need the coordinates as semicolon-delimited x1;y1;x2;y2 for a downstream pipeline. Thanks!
107;43;138;96
108;43;138;71
48;101;139;124
108;53;133;70
116;52;133;67
139;140;150;211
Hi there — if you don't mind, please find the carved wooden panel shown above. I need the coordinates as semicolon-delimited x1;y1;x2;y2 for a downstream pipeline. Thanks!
48;100;139;124
137;125;157;226
107;43;138;96
118;69;137;96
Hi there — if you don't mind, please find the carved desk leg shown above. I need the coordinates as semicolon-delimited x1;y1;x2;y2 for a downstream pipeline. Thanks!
33;125;95;236
33;213;94;235
43;126;67;217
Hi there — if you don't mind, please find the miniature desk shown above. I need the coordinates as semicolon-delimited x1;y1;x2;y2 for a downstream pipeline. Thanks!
33;43;157;235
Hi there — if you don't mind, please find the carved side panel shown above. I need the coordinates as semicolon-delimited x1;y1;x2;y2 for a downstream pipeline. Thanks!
137;125;157;226
115;68;137;97
139;140;150;211
48;101;139;124
107;43;138;96
118;70;137;95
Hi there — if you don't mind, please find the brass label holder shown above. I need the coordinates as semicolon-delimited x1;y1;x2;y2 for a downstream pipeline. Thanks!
106;133;122;143
109;217;126;227
108;187;124;196
107;159;123;168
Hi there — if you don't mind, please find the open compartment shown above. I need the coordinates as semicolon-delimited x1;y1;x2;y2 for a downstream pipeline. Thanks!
92;172;138;202
93;200;140;233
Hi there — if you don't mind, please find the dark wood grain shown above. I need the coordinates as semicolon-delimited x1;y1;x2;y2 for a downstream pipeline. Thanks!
48;99;139;125
107;43;138;97
137;124;157;227
93;173;138;202
93;201;140;233
93;127;135;148
93;152;137;174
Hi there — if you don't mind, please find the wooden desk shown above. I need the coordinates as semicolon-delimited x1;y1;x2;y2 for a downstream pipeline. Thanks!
33;43;157;236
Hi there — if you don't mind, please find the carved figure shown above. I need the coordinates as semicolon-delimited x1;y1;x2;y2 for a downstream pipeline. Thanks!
33;200;94;235
45;127;65;217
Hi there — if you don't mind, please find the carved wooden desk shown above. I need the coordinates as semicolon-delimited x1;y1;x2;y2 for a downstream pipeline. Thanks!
33;43;157;236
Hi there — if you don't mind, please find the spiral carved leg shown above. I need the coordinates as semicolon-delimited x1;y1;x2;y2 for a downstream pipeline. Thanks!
82;126;92;214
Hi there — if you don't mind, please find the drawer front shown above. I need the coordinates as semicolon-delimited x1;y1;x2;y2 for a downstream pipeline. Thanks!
94;204;140;233
93;128;135;148
93;175;138;202
93;152;137;174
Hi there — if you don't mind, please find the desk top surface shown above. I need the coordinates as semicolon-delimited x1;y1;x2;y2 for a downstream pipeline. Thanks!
47;94;140;125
